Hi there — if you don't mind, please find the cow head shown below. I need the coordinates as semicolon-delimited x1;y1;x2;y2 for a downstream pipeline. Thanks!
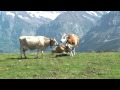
50;38;58;48
60;33;68;43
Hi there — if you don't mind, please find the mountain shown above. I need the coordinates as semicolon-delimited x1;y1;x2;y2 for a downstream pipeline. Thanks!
78;11;120;52
0;11;64;53
36;11;109;43
0;11;110;53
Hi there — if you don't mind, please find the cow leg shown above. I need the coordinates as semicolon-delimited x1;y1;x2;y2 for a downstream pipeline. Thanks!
71;51;74;56
23;49;27;59
70;49;75;56
73;48;75;55
69;51;73;56
41;51;44;58
36;49;39;58
20;45;23;59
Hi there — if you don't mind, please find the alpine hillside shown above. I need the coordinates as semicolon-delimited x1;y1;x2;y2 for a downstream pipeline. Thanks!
0;11;64;53
79;11;120;52
36;11;109;43
0;11;110;53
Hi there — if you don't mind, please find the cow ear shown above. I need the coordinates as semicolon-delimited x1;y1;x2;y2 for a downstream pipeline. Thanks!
64;33;66;35
65;33;68;37
52;38;56;41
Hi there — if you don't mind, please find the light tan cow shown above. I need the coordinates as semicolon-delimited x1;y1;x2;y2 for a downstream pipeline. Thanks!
19;36;58;58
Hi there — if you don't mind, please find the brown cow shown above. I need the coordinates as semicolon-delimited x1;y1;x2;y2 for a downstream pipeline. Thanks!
60;33;80;56
52;44;69;53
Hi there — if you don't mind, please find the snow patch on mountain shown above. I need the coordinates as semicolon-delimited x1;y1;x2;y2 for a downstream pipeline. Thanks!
104;38;118;42
83;15;95;22
86;11;101;17
26;11;62;20
6;12;15;18
18;15;32;23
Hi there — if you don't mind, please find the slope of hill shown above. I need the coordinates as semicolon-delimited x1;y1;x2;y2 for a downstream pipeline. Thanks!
0;11;64;53
0;11;110;53
36;11;109;43
79;11;120;52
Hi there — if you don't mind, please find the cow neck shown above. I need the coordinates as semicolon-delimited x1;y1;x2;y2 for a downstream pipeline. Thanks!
50;39;52;48
44;37;51;46
66;40;68;43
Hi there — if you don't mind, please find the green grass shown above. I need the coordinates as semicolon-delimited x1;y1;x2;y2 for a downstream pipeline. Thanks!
0;52;120;79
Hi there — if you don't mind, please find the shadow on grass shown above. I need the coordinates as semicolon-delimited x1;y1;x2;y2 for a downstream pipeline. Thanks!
7;54;70;60
7;57;30;60
7;57;41;60
55;54;70;58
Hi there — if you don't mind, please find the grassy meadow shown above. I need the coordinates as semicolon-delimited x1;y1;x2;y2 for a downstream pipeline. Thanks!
0;52;120;79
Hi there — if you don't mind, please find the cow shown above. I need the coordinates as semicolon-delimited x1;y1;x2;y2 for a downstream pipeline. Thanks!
51;44;70;53
60;33;80;56
19;36;58;59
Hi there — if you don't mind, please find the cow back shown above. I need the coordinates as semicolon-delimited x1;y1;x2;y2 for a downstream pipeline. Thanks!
20;36;45;50
67;34;79;46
